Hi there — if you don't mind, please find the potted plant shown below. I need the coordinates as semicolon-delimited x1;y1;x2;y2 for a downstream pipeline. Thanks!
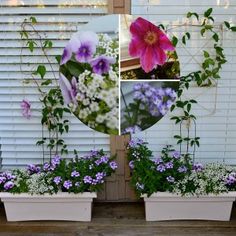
0;149;117;222
127;138;236;221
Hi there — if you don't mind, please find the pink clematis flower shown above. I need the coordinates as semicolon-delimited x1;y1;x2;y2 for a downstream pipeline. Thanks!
59;73;78;105
21;99;31;119
129;17;175;73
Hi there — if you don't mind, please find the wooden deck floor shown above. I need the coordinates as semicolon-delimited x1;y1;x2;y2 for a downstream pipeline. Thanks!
0;202;236;236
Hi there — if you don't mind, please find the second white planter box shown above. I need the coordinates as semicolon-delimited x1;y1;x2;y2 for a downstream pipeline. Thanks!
143;192;236;221
0;192;97;222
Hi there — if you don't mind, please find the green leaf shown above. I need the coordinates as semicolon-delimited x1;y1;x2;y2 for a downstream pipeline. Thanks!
27;40;37;52
36;65;46;79
30;16;37;24
187;12;199;20
224;21;230;29
182;35;186;45
231;26;236;32
204;8;213;18
200;28;206;36
203;50;210;58
212;33;219;42
172;36;178;47
41;79;51;86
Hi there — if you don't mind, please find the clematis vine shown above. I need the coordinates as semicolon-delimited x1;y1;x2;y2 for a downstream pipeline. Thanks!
58;73;78;105
21;99;31;119
129;17;175;73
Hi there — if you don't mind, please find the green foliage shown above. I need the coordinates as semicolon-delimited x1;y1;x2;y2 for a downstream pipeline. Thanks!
1;150;117;194
20;17;71;159
126;140;192;197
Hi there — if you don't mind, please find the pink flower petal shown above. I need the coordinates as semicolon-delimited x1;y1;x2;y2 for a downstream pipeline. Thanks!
140;46;157;73
154;47;167;65
159;33;175;51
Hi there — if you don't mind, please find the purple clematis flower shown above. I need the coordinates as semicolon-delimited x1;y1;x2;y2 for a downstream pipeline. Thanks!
0;177;6;184
90;55;115;75
59;74;78;105
129;160;135;169
27;164;41;174
165;161;174;169
21;99;31;119
225;175;236;185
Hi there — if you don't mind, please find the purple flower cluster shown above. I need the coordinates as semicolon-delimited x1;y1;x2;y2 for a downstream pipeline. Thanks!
193;163;204;172
60;31;115;75
0;172;15;191
156;164;166;172
172;151;181;159
122;125;141;135
128;138;144;148
225;173;236;185
71;171;80;177
178;165;188;173
53;176;62;185
27;164;41;175
63;180;72;190
95;155;109;166
133;83;176;116
109;161;118;170
166;176;175;183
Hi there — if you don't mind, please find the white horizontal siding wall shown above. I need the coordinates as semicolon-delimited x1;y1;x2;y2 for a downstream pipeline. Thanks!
0;0;110;169
132;0;236;164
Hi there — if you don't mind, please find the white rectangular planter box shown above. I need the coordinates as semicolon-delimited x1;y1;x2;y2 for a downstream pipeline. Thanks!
0;192;97;222
142;192;236;221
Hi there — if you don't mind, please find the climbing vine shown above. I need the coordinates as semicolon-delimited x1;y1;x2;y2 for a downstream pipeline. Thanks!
20;17;71;161
169;8;236;158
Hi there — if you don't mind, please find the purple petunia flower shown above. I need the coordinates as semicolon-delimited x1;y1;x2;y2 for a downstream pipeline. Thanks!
193;163;204;172
53;176;62;185
109;161;118;170
21;99;31;119
75;182;80;187
128;138;144;148
27;164;41;174
74;31;98;63
154;157;163;165
156;164;166;172
129;160;135;169
0;176;6;184
63;180;72;190
90;55;115;75
165;161;174;169
4;181;14;190
51;154;61;166
122;125;141;135
100;156;109;164
59;74;78;105
172;151;181;159
83;175;93;184
178;165;188;173
71;170;80;177
95;172;104;181
166;176;175;183
43;162;51;171
225;175;236;185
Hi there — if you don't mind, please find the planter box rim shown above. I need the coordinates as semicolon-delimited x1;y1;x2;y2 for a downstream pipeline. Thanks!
0;192;97;199
141;191;236;199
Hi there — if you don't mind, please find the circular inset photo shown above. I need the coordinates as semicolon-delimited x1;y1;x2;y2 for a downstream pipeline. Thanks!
121;15;180;80
59;15;119;135
121;81;179;134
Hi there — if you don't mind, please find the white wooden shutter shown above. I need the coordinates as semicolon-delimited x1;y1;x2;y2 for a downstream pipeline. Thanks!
0;0;110;169
132;0;236;164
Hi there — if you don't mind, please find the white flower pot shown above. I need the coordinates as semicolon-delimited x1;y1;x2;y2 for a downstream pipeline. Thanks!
0;192;97;222
142;192;236;221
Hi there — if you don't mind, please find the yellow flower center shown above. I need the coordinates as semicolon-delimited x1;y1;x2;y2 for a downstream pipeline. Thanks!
144;31;157;45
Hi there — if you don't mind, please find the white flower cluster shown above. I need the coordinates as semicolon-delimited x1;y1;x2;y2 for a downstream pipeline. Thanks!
173;163;235;196
26;172;54;195
76;70;118;130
